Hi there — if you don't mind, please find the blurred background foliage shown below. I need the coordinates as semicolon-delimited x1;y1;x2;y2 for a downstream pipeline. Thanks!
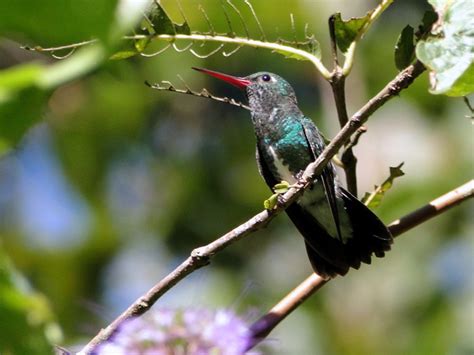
0;0;472;354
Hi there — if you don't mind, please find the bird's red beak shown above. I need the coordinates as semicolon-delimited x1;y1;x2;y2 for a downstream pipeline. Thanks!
192;67;251;90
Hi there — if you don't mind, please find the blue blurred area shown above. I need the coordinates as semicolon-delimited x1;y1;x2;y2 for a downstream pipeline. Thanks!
431;237;474;297
1;125;91;250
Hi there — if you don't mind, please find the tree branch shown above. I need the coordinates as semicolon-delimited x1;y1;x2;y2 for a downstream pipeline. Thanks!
328;14;359;195
246;179;474;349
79;61;425;354
145;80;250;110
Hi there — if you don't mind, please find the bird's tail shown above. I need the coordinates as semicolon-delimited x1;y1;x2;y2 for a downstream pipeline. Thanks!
287;187;393;279
338;187;393;267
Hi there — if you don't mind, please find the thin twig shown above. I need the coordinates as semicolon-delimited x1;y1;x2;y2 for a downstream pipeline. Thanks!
21;39;98;52
222;45;242;57
199;4;216;35
220;0;235;37
247;179;474;349
290;14;297;45
145;80;250;110
341;126;367;154
226;0;250;39
190;43;225;58
328;16;358;195
79;61;426;354
244;0;267;41
331;85;359;197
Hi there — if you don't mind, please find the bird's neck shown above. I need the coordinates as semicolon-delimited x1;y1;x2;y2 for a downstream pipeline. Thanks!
251;104;302;142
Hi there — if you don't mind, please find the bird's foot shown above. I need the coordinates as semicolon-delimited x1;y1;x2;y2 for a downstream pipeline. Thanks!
263;181;296;210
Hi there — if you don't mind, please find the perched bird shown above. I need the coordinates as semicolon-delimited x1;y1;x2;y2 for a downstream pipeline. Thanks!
193;67;393;279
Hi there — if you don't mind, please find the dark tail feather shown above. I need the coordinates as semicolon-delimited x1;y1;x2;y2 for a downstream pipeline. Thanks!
304;242;349;278
286;188;392;279
339;187;393;268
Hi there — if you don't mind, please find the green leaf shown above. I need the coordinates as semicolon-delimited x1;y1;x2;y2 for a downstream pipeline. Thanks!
362;163;405;209
415;0;474;96
0;250;61;354
274;181;291;194
175;21;191;36
395;25;415;71
147;0;191;36
0;64;47;153
333;12;372;54
0;87;47;150
416;10;438;41
148;0;176;35
0;46;105;156
263;194;279;210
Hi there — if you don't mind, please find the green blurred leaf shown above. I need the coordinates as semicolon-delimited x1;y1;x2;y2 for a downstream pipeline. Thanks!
0;63;48;151
415;0;474;96
395;25;415;71
0;0;119;47
0;87;47;150
362;163;405;209
0;45;105;155
333;12;372;54
0;250;61;354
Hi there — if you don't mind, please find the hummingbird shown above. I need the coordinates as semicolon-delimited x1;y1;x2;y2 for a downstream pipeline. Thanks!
193;67;393;279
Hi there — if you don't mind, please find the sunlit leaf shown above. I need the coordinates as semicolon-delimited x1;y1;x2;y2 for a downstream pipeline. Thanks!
274;181;290;194
333;12;372;54
362;163;405;209
395;25;415;71
264;194;279;210
415;0;474;96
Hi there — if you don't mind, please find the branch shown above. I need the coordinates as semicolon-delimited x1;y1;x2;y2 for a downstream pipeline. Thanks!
145;80;250;110
327;0;394;195
79;61;425;354
27;33;331;80
328;14;358;195
247;179;474;349
140;33;330;78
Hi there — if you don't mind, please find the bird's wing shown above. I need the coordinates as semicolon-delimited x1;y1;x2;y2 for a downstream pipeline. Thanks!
299;117;343;242
256;141;350;278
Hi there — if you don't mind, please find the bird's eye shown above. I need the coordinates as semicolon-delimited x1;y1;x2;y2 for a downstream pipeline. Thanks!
261;74;271;82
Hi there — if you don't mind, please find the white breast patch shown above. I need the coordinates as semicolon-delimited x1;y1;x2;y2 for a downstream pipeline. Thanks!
268;145;296;184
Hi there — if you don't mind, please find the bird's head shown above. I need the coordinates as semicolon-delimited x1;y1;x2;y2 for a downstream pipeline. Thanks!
192;67;297;112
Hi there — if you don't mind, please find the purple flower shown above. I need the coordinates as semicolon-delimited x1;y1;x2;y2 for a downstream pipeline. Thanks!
96;308;260;355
